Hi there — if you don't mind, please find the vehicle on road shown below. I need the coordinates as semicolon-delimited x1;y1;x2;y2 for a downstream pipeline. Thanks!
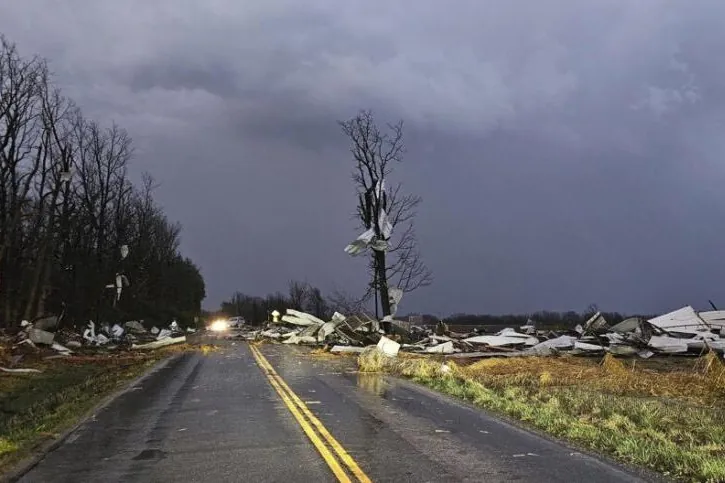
207;318;230;332
206;316;246;333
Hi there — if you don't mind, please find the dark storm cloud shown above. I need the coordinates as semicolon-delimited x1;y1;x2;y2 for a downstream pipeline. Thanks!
3;0;725;315
127;60;239;98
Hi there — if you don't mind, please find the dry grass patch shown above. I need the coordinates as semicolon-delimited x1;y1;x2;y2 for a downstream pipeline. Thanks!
360;350;725;482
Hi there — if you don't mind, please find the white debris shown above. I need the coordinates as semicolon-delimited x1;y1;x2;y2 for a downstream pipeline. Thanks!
51;342;73;354
377;336;400;357
424;341;455;354
15;339;36;349
282;309;326;327
530;335;576;354
1;367;42;374
698;311;725;331
583;312;609;332
330;346;366;353
684;332;720;351
388;288;404;317
170;320;180;332
132;336;186;350
114;273;129;301
289;309;326;325
520;320;536;335
344;228;375;256
573;341;605;352
283;335;317;345
111;324;124;338
260;330;282;339
83;321;101;344
647;335;689;353
429;335;453;342
157;329;172;340
648;306;710;335
378;208;393;239
282;334;300;344
610;317;644;334
28;328;54;345
464;328;539;347
150;326;160;335
318;321;340;342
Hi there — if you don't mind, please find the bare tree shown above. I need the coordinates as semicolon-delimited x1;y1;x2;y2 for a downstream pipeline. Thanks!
288;280;309;310
339;110;432;328
304;286;330;320
326;288;366;316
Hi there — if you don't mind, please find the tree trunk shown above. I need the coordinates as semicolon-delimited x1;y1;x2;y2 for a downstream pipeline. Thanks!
375;250;392;332
35;259;53;318
22;240;49;320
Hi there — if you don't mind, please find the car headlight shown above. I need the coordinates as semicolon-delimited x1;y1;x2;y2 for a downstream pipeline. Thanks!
209;319;229;332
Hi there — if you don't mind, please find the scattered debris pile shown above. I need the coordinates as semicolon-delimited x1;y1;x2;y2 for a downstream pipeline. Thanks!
235;310;385;347
2;316;191;373
246;306;725;361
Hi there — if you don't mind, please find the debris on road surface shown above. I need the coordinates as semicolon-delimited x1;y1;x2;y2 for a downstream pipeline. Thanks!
132;336;187;350
330;345;366;353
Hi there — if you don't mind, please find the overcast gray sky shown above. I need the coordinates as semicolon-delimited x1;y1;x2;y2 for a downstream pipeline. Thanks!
3;0;725;316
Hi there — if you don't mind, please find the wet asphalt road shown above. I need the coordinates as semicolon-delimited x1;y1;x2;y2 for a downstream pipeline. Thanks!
18;343;651;483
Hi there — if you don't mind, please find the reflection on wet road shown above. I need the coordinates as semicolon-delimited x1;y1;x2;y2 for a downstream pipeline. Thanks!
19;343;649;482
261;344;649;483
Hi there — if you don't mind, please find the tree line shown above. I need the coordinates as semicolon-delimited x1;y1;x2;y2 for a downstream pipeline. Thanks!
218;281;369;325
0;36;205;329
442;308;653;329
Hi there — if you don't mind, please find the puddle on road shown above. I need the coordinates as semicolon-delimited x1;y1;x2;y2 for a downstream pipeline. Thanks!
356;373;389;397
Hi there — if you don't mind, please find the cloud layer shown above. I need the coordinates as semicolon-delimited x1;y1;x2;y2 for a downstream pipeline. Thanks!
3;0;725;314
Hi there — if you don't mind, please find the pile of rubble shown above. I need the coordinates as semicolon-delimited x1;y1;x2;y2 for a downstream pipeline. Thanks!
246;306;725;360
413;307;725;359
235;309;384;348
2;316;194;373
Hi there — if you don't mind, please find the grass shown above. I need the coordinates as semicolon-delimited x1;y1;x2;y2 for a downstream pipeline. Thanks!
0;344;193;472
359;349;725;482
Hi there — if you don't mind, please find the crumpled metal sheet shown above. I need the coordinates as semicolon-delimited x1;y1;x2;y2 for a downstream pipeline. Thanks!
648;306;710;335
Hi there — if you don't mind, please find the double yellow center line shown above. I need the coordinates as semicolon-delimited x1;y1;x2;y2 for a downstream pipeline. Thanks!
249;345;372;483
